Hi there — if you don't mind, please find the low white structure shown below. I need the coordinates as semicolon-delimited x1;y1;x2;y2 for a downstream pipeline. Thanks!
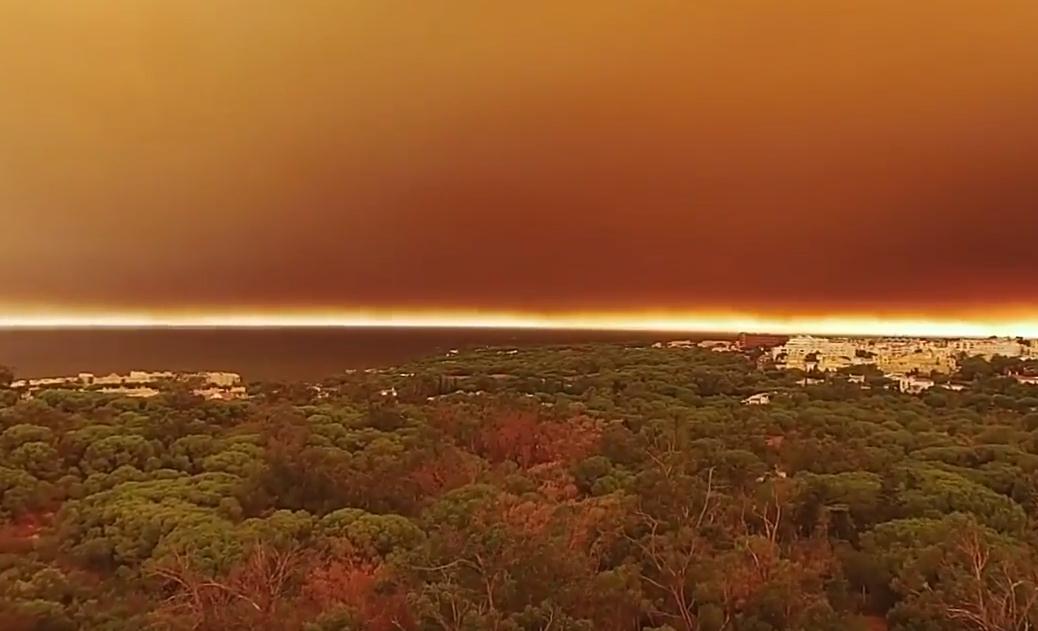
11;376;77;389
99;386;161;398
652;339;736;351
194;385;248;400
742;392;773;406
698;340;738;352
949;338;1027;358
200;372;241;387
893;374;935;394
129;370;175;382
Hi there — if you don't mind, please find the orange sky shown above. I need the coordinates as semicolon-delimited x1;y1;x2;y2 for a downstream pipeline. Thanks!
2;1;1038;332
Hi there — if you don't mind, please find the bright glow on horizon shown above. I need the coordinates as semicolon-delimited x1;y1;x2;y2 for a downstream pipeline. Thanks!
3;309;1038;338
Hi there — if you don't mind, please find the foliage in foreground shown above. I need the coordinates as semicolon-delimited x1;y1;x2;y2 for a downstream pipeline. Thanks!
2;345;1038;630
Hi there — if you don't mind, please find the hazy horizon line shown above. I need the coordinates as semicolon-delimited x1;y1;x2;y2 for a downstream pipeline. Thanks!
2;310;1038;338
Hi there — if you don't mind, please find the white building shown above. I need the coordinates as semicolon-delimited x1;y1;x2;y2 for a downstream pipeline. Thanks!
201;372;241;387
666;340;696;349
128;370;175;382
892;374;935;394
92;373;128;386
99;386;161;398
194;385;248;400
773;336;859;372
949;338;1026;358
12;376;78;389
697;340;738;352
742;392;773;405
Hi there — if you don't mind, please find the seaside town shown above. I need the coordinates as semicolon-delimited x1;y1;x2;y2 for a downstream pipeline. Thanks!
9;334;1038;404
658;332;1038;396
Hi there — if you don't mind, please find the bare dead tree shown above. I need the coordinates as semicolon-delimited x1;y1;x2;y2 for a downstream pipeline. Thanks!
625;473;719;631
148;545;309;631
937;529;1038;631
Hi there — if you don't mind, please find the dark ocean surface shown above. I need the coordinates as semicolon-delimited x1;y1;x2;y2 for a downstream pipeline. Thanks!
0;328;726;381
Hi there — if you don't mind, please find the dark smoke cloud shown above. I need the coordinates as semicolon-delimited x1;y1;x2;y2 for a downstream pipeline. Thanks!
2;1;1037;317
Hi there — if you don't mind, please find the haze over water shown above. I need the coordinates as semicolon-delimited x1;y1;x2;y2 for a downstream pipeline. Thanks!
0;328;695;381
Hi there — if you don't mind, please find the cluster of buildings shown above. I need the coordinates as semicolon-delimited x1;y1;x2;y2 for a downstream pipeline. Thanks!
657;333;1038;376
770;335;1038;375
11;371;246;400
770;335;1038;394
655;333;1038;401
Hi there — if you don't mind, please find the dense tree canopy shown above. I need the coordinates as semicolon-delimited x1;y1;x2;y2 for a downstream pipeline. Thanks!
2;345;1038;630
